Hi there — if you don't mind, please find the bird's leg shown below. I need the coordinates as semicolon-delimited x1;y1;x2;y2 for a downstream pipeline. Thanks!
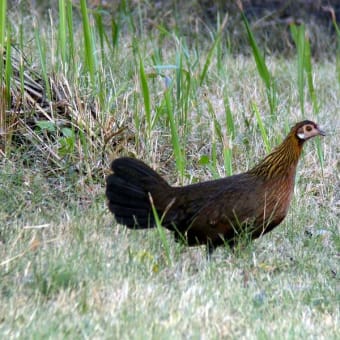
206;241;215;260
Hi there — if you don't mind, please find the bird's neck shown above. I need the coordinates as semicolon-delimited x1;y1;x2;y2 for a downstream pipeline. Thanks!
248;134;304;179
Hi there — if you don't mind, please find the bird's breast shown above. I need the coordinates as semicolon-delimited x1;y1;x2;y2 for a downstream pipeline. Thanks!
258;173;296;225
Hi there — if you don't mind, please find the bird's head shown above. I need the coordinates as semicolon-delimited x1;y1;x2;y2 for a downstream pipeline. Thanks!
292;120;326;141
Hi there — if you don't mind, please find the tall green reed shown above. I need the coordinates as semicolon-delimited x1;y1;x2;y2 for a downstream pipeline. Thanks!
240;11;277;117
290;24;323;170
290;24;318;115
80;0;96;87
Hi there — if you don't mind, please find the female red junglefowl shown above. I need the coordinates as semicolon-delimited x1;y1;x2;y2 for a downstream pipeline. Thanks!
106;120;325;253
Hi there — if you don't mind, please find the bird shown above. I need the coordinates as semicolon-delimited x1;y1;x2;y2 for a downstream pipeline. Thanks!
106;120;325;254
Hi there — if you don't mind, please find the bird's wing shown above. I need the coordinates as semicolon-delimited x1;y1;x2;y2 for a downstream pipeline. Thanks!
168;174;263;246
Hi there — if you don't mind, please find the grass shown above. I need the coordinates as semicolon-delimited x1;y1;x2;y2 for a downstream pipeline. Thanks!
0;165;338;338
1;1;339;338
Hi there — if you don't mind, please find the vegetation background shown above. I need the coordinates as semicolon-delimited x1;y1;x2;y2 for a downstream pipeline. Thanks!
0;0;339;338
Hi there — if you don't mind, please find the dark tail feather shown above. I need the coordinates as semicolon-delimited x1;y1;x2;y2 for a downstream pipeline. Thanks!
106;157;170;229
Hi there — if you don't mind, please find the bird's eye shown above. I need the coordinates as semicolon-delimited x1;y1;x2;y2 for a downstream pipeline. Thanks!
306;125;312;132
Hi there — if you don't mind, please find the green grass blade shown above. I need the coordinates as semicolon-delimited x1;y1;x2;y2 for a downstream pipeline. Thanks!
315;138;324;173
252;102;270;153
139;56;151;137
80;0;96;85
206;100;218;171
180;67;191;132
175;49;182;103
93;9;108;107
199;12;228;86
290;24;306;116
241;13;270;89
223;139;233;176
240;10;276;116
111;17;119;50
34;19;51;100
5;23;11;106
223;94;234;176
58;0;66;67
164;87;185;181
224;94;235;139
66;0;74;68
199;33;221;86
206;98;233;177
296;25;305;115
303;34;318;113
94;9;107;63
0;0;7;83
0;0;5;47
148;193;172;266
18;23;25;97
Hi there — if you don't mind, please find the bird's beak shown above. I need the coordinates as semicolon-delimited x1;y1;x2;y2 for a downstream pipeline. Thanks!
318;127;326;136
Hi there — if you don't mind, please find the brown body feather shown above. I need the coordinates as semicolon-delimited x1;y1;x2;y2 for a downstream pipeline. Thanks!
106;120;324;252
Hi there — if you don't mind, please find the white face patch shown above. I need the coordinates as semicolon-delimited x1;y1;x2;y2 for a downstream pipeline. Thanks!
297;132;305;140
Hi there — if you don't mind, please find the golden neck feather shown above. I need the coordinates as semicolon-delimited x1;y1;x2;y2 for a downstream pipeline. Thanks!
248;133;303;179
